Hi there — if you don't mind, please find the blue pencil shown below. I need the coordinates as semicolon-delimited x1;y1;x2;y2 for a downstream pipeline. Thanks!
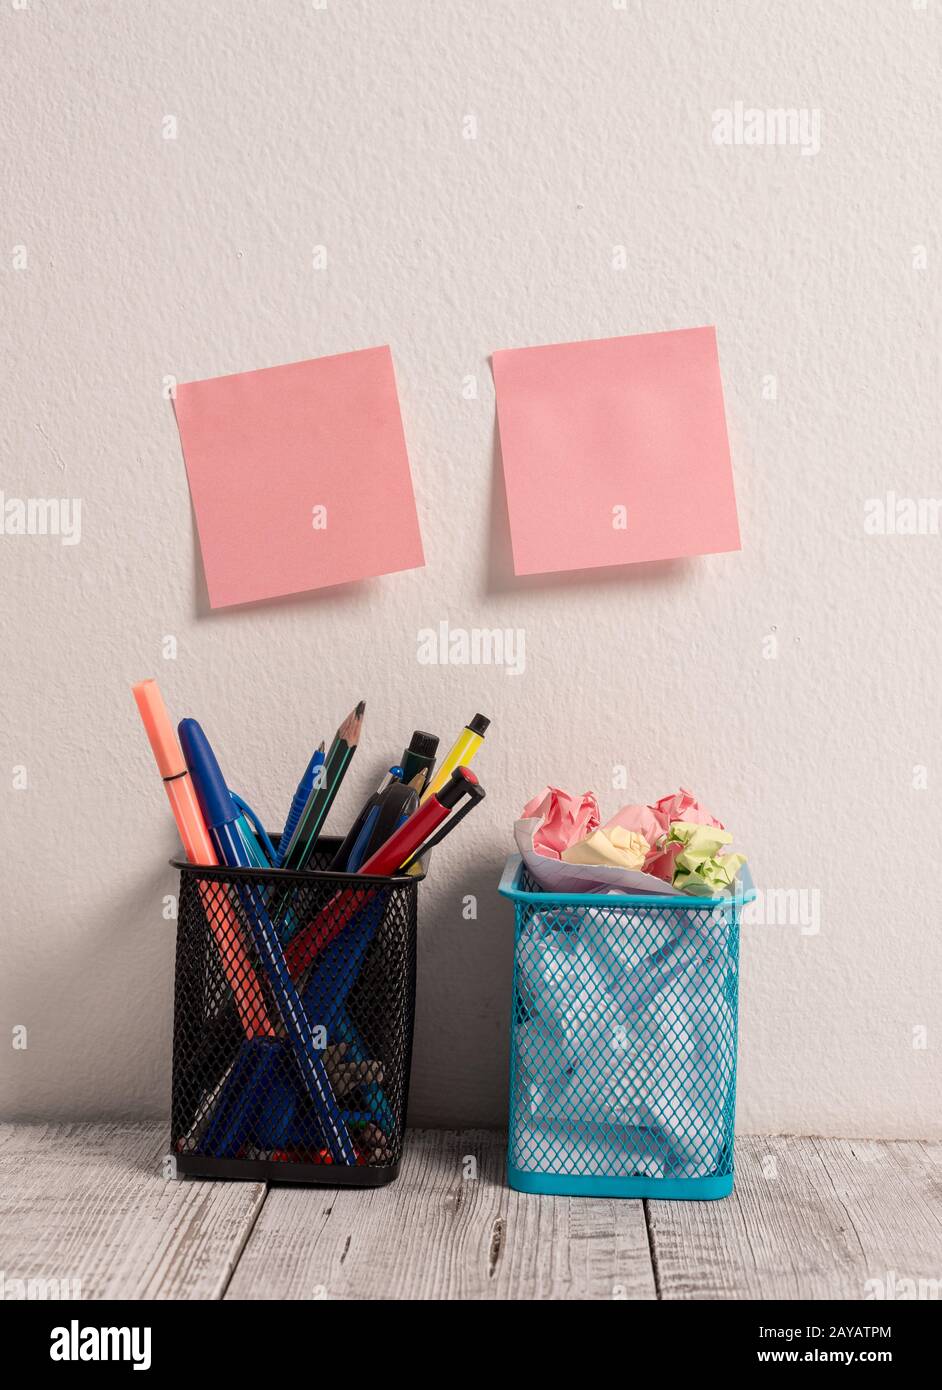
277;743;326;866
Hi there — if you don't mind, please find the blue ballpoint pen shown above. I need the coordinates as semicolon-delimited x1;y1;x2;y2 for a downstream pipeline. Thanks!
231;791;278;867
178;718;356;1165
277;742;326;867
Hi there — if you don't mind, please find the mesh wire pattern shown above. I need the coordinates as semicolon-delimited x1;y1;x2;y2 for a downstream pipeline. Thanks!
509;870;740;1184
171;838;418;1186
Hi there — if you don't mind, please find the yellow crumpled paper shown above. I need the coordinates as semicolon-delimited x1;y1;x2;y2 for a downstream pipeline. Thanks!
561;824;650;871
665;821;746;895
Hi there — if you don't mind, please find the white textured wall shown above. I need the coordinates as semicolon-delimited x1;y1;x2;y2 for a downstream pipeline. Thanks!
2;0;939;1138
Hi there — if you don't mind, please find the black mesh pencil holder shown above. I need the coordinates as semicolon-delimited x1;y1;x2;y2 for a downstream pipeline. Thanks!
170;838;421;1187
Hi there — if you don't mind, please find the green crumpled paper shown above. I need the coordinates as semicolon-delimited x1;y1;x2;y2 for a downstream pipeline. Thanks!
665;821;747;896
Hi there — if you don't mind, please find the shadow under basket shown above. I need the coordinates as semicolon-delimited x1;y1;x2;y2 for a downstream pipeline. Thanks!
499;855;756;1201
170;837;421;1187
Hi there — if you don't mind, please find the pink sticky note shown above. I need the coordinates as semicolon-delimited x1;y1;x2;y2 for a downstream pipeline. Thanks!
173;347;424;607
492;327;740;575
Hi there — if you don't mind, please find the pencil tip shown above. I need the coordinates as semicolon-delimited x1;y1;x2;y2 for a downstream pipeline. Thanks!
337;702;365;746
318;740;325;751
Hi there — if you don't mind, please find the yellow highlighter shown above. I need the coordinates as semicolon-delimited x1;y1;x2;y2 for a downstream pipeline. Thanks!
421;713;490;803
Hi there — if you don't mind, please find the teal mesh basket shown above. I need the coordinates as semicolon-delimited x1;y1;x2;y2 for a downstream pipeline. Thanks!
499;855;756;1200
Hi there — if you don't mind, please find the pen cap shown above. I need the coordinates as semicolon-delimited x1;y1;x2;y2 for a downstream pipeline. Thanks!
401;730;439;786
467;714;489;737
132;679;185;779
178;718;238;830
437;765;480;809
405;730;438;759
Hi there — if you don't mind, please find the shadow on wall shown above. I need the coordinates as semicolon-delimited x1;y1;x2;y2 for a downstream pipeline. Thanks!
409;853;514;1129
3;858;176;1126
484;415;693;597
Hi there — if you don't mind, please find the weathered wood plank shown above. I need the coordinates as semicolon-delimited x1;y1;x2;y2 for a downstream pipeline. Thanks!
0;1122;265;1300
3;1126;936;1301
225;1128;656;1300
647;1134;942;1300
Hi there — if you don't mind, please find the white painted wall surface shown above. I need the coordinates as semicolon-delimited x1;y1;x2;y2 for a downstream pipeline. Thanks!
2;0;939;1137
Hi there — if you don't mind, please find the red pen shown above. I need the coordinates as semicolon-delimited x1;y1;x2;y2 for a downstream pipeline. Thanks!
285;767;484;980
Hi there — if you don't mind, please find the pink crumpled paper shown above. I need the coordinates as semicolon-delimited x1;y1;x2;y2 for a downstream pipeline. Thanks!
518;785;740;897
520;786;601;860
604;788;725;880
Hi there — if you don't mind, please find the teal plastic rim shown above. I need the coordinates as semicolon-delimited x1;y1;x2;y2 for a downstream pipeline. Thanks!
507;1165;735;1201
498;853;757;909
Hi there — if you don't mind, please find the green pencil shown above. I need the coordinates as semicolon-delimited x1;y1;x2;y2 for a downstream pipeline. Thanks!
280;701;365;872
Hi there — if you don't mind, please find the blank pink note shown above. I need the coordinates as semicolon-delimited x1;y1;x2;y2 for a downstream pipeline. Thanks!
174;347;425;608
492;327;741;576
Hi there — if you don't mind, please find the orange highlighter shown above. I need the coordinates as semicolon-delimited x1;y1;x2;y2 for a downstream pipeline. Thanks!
132;679;273;1041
